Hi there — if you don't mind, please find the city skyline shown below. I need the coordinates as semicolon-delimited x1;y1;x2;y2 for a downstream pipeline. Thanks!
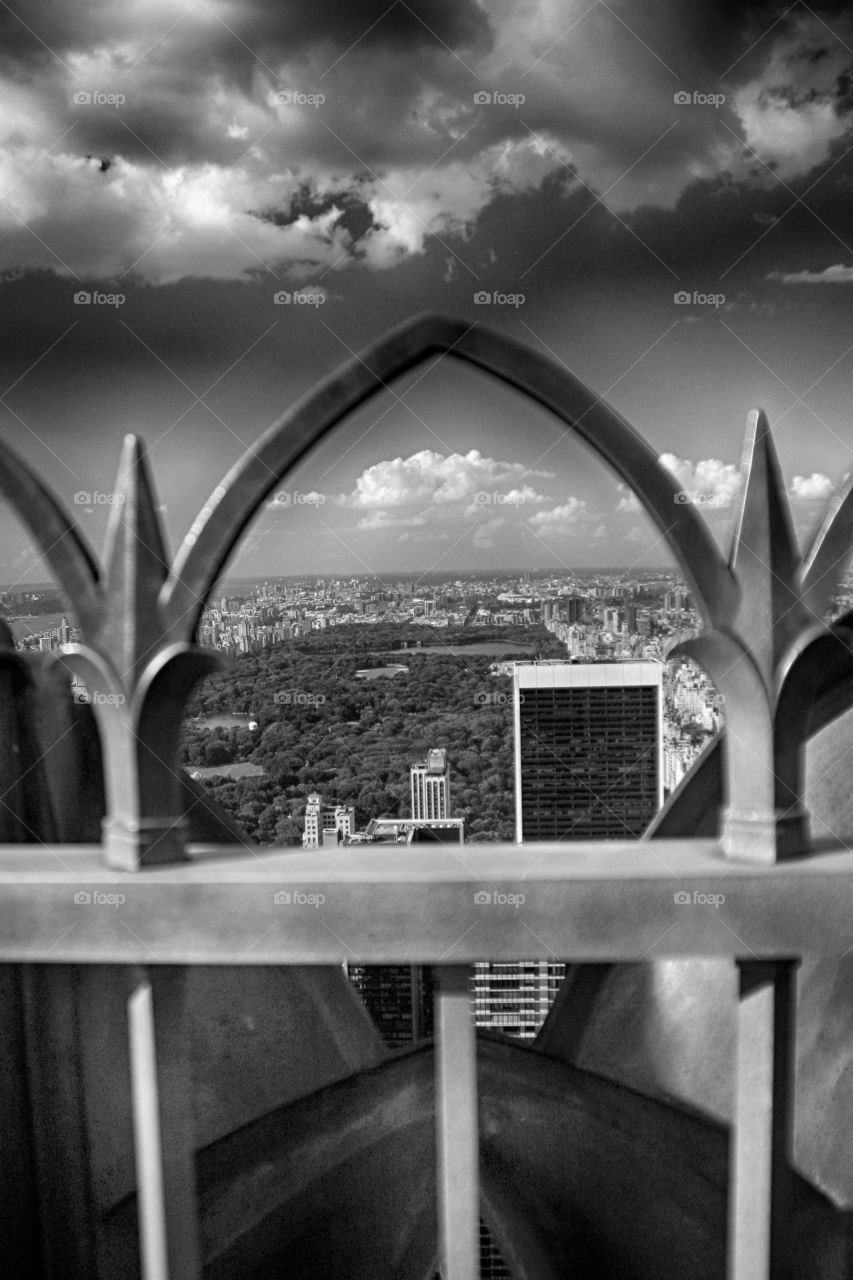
1;3;853;579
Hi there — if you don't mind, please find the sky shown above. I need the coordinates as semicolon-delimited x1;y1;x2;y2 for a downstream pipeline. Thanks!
2;0;853;587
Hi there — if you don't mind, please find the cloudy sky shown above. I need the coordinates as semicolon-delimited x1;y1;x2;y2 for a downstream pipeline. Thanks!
2;0;853;585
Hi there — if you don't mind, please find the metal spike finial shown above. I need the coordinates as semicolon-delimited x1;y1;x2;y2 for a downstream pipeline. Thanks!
100;434;171;686
0;433;223;869
673;410;853;861
727;409;807;682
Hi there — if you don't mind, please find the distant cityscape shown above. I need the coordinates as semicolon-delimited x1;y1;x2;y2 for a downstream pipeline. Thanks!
8;561;853;810
4;568;738;796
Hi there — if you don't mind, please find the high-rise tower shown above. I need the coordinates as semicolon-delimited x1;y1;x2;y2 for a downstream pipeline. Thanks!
514;661;663;843
410;747;450;820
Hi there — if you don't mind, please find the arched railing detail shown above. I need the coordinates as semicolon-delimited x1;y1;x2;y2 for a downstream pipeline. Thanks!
801;468;853;618
163;313;735;636
0;439;103;633
0;312;852;866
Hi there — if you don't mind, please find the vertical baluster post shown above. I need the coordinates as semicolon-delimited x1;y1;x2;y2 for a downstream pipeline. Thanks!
128;967;202;1280
728;959;797;1280
436;965;479;1280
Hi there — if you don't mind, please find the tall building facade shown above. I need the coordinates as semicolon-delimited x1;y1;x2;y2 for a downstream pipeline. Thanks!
346;964;435;1048
472;961;565;1040
302;793;355;848
564;596;587;624
471;661;665;1278
410;747;450;820
513;661;663;843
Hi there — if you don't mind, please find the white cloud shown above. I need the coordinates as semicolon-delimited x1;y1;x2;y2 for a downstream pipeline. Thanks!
789;472;833;501
472;517;506;549
356;138;569;270
659;453;834;511
733;96;847;183
729;14;853;183
771;264;853;285
615;482;641;514
0;106;568;282
527;497;589;538
659;452;744;508
355;509;429;531
463;484;546;516
507;485;545;504
343;449;553;511
0;148;358;283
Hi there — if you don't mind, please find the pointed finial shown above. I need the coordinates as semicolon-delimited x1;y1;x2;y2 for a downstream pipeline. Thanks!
728;409;807;683
100;435;170;684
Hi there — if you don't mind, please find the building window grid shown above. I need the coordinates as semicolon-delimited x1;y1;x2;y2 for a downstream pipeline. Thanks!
519;683;660;843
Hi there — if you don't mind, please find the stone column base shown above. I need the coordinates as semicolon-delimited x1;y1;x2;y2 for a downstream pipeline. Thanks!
721;806;809;864
103;816;189;870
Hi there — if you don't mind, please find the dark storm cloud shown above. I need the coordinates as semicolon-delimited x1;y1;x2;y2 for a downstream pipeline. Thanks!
657;0;853;77
0;0;492;74
0;0;493;166
2;0;853;286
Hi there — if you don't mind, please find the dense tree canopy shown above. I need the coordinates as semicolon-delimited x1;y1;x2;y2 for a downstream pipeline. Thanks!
181;623;565;845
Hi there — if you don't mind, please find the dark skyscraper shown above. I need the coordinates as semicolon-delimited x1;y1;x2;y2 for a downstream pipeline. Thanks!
346;964;434;1047
514;661;663;842
564;596;587;624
